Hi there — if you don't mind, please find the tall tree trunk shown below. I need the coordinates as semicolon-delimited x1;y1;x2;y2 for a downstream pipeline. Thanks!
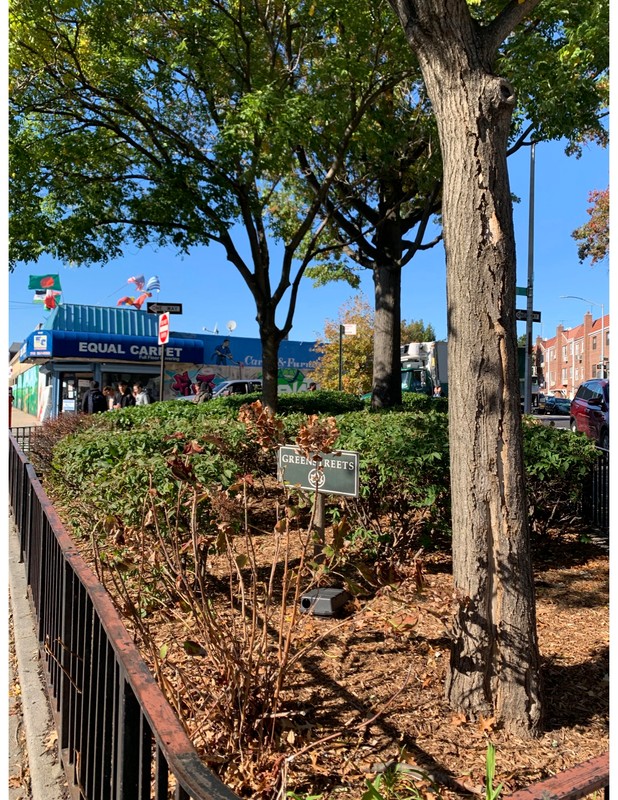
260;325;281;412
372;183;404;408
372;261;403;408
390;0;542;736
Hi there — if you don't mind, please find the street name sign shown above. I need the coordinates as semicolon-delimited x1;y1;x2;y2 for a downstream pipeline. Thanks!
277;446;359;497
515;309;541;322
158;313;170;345
147;302;183;315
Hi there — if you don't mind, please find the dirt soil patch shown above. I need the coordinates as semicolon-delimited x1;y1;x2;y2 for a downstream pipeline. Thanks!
81;510;608;800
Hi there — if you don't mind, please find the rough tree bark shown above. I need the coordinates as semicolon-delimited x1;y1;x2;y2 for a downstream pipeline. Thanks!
388;0;543;736
372;185;404;408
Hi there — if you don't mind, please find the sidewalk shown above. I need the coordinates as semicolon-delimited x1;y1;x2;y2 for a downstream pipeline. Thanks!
10;407;41;428
8;522;69;800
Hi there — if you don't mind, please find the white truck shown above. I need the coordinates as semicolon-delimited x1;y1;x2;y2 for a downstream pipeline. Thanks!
401;341;539;405
400;340;448;397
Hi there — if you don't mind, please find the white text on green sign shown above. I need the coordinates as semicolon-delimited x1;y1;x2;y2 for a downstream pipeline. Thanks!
277;446;359;497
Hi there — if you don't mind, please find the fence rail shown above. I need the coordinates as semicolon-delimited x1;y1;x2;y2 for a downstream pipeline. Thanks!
10;425;37;453
581;446;609;533
506;752;608;800
9;432;239;800
9;430;609;800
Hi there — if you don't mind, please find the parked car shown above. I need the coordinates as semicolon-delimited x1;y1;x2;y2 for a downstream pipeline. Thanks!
570;379;609;449
212;379;262;398
544;396;571;415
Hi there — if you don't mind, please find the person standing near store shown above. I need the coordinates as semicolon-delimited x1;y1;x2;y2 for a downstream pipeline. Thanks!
102;385;116;410
113;380;135;409
81;380;108;414
133;382;151;406
193;381;212;403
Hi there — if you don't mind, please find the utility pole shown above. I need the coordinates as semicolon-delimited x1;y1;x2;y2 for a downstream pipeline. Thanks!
524;142;536;414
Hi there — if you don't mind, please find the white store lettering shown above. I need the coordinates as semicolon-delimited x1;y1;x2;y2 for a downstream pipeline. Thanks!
79;342;127;355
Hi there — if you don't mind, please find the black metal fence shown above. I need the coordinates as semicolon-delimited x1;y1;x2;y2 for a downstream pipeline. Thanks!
10;425;37;453
581;447;610;534
9;432;240;800
9;429;609;800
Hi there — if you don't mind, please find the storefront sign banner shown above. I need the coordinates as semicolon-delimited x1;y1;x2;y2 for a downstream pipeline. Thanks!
20;330;204;364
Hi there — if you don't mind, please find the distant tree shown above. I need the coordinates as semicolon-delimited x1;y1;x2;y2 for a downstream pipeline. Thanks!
311;296;436;393
572;188;609;266
310;296;374;395
401;319;436;343
299;0;608;411
9;0;410;411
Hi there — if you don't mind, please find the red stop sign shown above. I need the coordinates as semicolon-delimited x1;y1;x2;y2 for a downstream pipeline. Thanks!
158;313;170;345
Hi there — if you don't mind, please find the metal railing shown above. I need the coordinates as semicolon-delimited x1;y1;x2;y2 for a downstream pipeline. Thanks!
507;752;608;800
581;447;609;534
10;425;37;453
9;431;609;800
9;432;240;800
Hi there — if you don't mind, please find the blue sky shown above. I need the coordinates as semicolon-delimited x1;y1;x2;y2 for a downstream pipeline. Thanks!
8;136;609;348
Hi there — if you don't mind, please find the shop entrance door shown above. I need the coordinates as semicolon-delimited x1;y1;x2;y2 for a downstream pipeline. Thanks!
59;372;93;414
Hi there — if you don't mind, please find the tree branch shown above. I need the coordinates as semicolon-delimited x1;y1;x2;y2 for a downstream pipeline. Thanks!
483;0;544;59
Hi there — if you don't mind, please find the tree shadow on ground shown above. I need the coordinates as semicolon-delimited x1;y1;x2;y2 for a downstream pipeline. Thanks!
541;645;609;730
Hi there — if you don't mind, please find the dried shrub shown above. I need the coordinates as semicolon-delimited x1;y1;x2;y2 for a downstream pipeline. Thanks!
28;413;96;477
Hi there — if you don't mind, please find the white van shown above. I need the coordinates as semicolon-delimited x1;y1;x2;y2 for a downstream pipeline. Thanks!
212;379;263;398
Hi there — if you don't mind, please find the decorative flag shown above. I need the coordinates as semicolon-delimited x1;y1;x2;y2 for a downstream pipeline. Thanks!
44;290;62;310
34;289;62;308
117;292;151;309
28;274;62;291
128;274;145;291
133;292;151;310
145;275;160;293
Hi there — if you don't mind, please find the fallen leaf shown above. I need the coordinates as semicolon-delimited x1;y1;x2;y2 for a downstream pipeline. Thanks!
45;730;58;750
478;715;497;733
451;712;467;727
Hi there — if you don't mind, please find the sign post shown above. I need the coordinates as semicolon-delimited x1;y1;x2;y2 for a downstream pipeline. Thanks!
338;323;357;391
515;309;541;323
158;313;170;402
147;302;183;315
278;446;359;558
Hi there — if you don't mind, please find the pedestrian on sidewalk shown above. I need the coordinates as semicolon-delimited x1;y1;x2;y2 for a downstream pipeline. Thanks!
133;382;151;406
81;381;108;414
113;381;136;409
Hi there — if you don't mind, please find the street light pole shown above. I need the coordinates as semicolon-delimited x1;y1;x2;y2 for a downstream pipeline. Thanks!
524;142;536;414
559;295;606;380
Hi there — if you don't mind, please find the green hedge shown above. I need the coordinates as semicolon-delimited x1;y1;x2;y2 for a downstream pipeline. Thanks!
42;399;598;559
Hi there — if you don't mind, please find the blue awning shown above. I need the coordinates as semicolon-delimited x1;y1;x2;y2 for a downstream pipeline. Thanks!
19;330;205;364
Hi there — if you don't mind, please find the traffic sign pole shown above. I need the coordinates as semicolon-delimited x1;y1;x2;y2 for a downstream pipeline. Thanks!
159;347;166;402
158;313;170;402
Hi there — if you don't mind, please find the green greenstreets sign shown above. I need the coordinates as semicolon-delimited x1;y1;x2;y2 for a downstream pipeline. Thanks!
277;446;359;497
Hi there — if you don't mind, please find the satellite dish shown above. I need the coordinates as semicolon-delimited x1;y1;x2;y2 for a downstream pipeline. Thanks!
202;323;219;334
226;320;237;333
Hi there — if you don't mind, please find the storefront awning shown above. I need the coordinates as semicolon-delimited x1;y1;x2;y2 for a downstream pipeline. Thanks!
19;330;205;364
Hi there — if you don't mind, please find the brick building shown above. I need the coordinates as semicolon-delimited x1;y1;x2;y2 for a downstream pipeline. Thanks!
535;311;610;399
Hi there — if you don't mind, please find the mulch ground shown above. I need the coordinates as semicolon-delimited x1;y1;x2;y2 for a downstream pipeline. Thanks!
80;515;608;800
